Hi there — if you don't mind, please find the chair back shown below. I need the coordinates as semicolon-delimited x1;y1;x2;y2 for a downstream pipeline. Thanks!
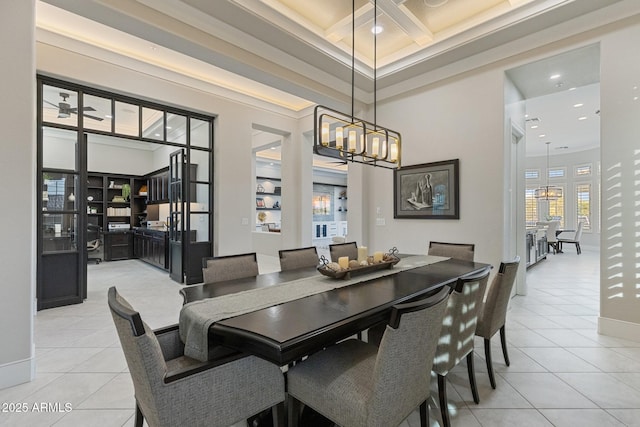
369;287;450;426
476;256;520;339
428;241;475;261
433;268;490;375
278;246;319;271
574;221;584;241
202;252;259;284
108;287;166;427
329;242;358;262
545;221;560;243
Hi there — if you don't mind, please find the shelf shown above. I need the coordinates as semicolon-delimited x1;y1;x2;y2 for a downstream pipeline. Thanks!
256;207;281;211
256;192;280;196
88;200;103;203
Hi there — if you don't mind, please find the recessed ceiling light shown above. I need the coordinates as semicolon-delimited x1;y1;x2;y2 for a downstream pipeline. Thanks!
549;74;562;80
270;147;276;150
105;114;113;119
578;116;587;121
634;96;639;101
371;25;383;34
538;134;546;138
155;133;161;137
524;114;529;118
531;125;539;129
573;103;584;108
269;163;274;166
569;87;577;91
166;126;172;129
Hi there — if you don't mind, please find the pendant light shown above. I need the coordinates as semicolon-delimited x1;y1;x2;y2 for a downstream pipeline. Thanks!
314;0;401;169
535;142;563;200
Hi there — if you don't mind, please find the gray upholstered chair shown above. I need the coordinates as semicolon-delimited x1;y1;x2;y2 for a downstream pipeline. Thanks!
201;252;259;284
433;268;490;427
428;241;475;261
108;287;285;427
287;287;450;427
557;221;584;254
278;246;319;271
329;241;358;262
475;256;520;389
544;220;561;254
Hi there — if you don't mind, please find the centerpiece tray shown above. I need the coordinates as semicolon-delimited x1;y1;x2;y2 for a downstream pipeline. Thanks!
317;255;400;280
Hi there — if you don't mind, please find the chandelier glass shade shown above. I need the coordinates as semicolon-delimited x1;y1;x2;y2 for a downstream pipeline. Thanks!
313;0;402;169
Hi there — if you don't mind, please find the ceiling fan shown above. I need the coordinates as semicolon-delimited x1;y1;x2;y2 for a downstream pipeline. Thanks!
44;92;104;121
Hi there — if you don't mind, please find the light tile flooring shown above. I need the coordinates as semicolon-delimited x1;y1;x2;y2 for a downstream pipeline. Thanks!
1;246;639;426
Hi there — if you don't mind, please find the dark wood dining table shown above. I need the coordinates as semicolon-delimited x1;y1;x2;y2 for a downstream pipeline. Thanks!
180;257;491;365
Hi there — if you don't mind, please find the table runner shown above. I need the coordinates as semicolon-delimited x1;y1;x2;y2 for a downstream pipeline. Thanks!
180;254;448;361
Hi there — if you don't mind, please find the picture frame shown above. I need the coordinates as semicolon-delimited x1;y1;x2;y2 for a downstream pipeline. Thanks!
256;197;265;208
394;159;459;219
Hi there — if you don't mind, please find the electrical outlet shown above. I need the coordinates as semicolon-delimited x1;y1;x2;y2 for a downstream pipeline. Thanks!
241;218;248;225
376;218;385;226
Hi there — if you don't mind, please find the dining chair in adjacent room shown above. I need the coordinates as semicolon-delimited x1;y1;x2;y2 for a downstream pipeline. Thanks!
108;287;285;427
278;246;319;271
557;221;584;254
287;286;450;427
201;252;259;284
475;256;521;389
545;220;561;254
432;268;491;427
428;241;475;261
328;241;358;262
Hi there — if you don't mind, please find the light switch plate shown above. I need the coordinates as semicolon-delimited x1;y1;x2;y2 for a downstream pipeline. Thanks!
376;218;385;226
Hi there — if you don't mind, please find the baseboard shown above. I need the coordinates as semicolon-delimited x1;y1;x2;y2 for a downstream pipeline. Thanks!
598;316;640;343
0;356;35;390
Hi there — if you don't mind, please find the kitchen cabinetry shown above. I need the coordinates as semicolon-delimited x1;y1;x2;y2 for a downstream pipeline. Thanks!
133;228;168;270
526;229;547;268
104;231;133;261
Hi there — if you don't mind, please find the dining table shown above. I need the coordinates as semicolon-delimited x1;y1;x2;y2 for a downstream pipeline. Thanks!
179;255;491;366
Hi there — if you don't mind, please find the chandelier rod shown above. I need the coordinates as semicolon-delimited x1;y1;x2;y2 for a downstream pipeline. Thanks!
351;0;355;121
374;0;377;127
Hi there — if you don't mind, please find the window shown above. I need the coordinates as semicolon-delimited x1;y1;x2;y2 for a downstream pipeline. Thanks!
546;187;565;228
575;164;592;177
525;169;539;180
525;187;538;227
548;167;565;179
576;183;591;231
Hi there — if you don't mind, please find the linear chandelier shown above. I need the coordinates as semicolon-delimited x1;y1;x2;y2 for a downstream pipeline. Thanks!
313;0;401;169
535;142;563;200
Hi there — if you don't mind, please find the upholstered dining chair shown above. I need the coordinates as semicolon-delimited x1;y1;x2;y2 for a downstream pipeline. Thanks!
557;221;584;254
278;246;319;271
201;252;259;284
287;286;450;427
432;268;491;427
475;256;520;389
428;241;475;261
545;221;561;254
108;287;285;427
329;241;358;262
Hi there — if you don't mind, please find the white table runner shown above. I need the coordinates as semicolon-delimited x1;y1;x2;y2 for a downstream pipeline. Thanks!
180;254;448;361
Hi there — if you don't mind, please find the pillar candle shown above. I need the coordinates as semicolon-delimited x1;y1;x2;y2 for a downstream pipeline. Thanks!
357;246;368;263
338;256;349;269
335;127;344;150
321;122;329;146
373;251;383;263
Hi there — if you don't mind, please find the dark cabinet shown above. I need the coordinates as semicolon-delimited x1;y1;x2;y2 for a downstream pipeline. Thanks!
133;228;168;270
104;232;132;261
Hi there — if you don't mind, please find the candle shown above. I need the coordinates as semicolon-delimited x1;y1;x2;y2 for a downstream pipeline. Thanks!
390;142;398;163
336;127;344;150
338;256;349;269
348;130;357;152
373;251;383;263
321;122;329;146
371;137;379;158
357;246;368;263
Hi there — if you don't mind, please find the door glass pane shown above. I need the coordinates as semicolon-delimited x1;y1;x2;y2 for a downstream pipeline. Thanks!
189;213;209;242
83;94;112;132
42;127;77;170
42;85;78;127
189;149;209;181
190;183;209;210
42;213;78;253
43;172;78;212
115;101;140;136
190;118;210;148
142;107;164;140
167;113;187;144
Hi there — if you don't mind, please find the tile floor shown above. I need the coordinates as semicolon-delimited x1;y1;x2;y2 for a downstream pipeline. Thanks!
1;246;639;426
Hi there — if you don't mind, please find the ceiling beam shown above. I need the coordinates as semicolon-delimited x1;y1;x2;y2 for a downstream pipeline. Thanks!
375;0;433;46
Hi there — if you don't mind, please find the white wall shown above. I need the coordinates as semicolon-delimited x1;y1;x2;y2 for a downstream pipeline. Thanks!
88;140;155;176
598;17;640;340
0;0;35;388
367;68;506;267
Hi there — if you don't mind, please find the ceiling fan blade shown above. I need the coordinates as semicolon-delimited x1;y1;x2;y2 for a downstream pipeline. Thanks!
44;100;59;108
69;106;97;113
83;113;104;121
